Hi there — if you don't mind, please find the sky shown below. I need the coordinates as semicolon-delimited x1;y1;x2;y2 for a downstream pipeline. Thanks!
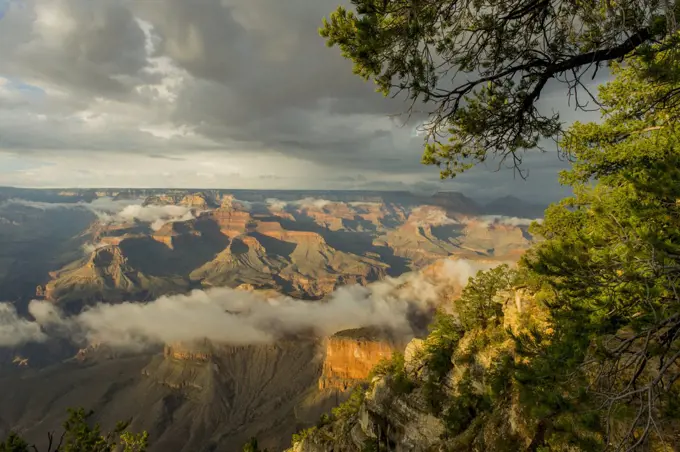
0;0;603;202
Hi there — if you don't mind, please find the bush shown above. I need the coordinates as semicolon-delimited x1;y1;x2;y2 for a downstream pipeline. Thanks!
0;408;148;452
291;427;317;446
242;437;268;452
456;265;517;331
315;413;332;428
369;352;415;395
442;374;492;437
331;384;366;420
0;433;29;452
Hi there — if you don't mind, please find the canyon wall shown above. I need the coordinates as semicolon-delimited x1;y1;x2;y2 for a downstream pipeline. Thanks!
318;332;400;391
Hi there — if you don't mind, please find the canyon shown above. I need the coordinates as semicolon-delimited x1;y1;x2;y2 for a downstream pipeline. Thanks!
0;188;541;451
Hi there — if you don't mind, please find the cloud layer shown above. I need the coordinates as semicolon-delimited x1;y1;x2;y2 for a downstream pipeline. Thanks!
0;303;47;347
95;204;197;231
0;258;502;349
0;197;198;231
0;0;593;201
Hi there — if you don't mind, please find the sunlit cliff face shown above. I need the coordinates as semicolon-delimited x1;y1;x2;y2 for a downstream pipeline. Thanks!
319;335;397;391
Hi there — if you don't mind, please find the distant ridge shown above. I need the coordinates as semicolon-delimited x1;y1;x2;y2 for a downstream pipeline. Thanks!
482;195;547;218
0;186;545;213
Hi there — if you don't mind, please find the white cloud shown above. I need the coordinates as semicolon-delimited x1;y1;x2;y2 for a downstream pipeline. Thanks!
0;197;199;231
467;215;543;228
265;198;288;211
266;197;368;211
410;206;459;227
0;304;47;347
97;204;197;231
293;197;334;209
81;242;108;255
0;258;503;350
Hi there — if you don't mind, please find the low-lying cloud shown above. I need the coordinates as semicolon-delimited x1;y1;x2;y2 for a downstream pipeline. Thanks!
474;215;543;227
0;258;504;350
0;197;139;212
410;206;459;227
265;197;335;211
96;204;196;231
0;197;199;232
0;304;47;347
407;205;542;229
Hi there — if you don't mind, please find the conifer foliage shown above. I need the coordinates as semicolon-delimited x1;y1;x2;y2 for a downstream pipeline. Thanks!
0;409;148;452
321;0;680;178
314;2;680;450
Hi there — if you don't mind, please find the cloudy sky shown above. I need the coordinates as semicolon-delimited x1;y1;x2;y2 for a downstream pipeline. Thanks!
0;0;601;202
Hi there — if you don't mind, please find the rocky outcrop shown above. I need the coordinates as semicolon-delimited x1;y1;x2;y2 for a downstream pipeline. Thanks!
142;192;217;208
131;337;329;451
151;222;182;248
164;340;213;362
458;218;531;258
269;231;389;295
179;193;211;208
41;244;189;308
293;202;355;231
377;206;459;267
142;194;181;206
32;191;538;311
319;333;398;391
12;356;29;367
289;288;548;452
194;227;390;298
289;365;446;452
378;206;534;268
210;208;251;238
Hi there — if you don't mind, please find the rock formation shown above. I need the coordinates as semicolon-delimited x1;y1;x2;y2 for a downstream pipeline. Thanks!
41;244;189;308
318;332;399;391
40;192;535;306
287;287;551;452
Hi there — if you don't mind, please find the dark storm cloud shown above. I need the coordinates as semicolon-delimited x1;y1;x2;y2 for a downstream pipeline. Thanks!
140;0;415;165
3;0;152;100
0;0;596;203
141;0;585;181
147;154;187;161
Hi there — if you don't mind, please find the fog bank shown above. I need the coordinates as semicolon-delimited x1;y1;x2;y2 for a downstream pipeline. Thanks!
0;258;505;350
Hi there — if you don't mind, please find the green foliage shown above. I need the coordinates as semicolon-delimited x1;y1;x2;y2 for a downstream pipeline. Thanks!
417;266;519;413
315;413;332;429
515;42;680;450
291;427;317;446
0;433;29;452
58;408;147;452
420;309;463;413
242;437;268;452
361;439;379;452
331;384;366;420
0;408;148;452
320;0;677;178
424;309;463;378
456;265;518;330
485;351;515;400
441;373;492;438
297;27;680;449
369;352;415;395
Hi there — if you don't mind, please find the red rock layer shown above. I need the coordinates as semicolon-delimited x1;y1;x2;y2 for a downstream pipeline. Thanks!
319;337;396;391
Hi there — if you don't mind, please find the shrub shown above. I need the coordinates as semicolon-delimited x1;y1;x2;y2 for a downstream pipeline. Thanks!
331;384;366;420
369;352;415;395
